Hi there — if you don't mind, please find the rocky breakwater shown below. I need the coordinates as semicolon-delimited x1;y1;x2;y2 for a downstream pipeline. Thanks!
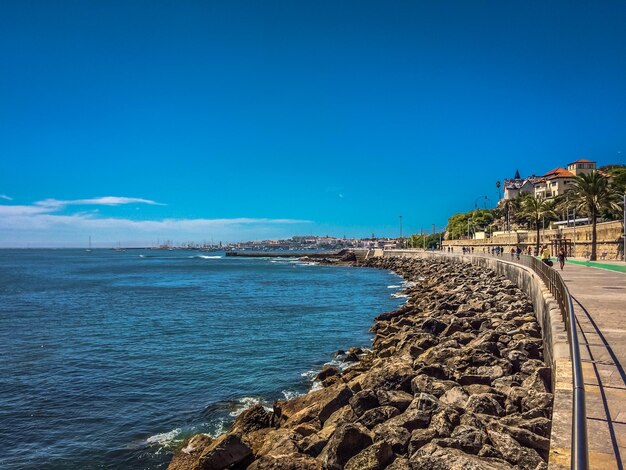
168;257;553;470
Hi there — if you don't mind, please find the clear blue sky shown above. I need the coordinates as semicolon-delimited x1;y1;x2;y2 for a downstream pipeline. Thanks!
1;1;625;246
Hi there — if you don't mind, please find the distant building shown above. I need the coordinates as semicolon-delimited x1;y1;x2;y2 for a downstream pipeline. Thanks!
534;167;575;199
566;159;596;176
503;169;537;200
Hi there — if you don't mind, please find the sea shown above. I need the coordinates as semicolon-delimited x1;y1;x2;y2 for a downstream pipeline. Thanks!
0;249;404;469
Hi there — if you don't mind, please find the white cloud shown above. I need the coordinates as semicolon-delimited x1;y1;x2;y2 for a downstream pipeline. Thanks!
0;196;313;246
35;196;164;208
0;194;13;200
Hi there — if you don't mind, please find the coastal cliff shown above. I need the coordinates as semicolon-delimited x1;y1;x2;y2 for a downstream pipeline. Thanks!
168;257;552;470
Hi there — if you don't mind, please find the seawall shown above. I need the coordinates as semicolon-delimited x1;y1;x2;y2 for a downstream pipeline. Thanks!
384;250;573;468
169;254;559;469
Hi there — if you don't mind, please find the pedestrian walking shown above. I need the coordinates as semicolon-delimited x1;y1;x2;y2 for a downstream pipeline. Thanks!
541;245;552;266
557;247;566;270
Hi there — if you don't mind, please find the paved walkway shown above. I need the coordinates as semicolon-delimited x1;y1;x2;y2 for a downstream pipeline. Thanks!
558;262;626;469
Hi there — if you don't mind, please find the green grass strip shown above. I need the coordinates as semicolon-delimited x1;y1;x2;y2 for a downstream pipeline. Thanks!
566;259;626;273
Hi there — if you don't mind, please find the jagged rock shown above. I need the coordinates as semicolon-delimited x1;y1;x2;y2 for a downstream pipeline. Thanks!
488;422;550;451
231;405;271;434
521;391;553;413
349;390;380;417
376;389;413;412
247;452;322;469
410;442;516;469
386;456;411;469
372;421;411;454
448;425;489;454
197;433;252;470
408;428;438;454
521;367;552;394
273;383;352;427
318;423;373;470
440;386;469;410
465;393;505;417
357;405;400;429
487;427;547;469
344;441;394;470
411;374;458;397
421;318;447;335
315;365;340;382
182;434;213;455
429;406;460;437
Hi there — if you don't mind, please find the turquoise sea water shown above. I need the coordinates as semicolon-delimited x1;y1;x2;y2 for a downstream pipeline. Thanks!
0;249;403;469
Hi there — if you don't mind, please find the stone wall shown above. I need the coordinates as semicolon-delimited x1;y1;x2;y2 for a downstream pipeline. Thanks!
444;220;624;260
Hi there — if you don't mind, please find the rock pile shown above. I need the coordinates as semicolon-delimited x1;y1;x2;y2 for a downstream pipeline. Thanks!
168;257;553;470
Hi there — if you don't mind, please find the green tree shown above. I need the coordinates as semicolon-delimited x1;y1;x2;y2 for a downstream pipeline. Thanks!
567;171;621;260
521;194;557;254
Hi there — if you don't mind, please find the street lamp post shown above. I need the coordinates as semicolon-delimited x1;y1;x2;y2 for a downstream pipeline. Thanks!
623;193;625;262
399;215;403;248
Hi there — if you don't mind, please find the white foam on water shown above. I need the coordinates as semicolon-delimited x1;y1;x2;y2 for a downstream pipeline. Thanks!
282;390;303;400
229;396;269;417
391;293;409;299
387;284;402;289
145;427;182;447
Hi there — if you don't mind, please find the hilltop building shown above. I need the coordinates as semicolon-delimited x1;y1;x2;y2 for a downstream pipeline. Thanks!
503;169;537;200
534;159;596;200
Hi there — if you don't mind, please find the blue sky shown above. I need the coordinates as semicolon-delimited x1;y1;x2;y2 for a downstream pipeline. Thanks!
1;1;625;247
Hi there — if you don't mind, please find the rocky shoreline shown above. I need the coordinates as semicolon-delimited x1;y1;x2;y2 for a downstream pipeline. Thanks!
168;257;553;470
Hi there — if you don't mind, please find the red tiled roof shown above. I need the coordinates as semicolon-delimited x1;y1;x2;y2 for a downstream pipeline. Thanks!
567;158;595;165
543;167;574;179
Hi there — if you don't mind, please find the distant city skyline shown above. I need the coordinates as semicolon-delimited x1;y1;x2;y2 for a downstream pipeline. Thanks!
1;1;625;247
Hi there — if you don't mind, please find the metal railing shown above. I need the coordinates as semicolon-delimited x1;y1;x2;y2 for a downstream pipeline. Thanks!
518;255;589;470
388;249;589;469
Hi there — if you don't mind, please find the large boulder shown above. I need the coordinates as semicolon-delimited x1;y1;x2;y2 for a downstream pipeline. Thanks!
344;441;394;470
197;433;252;470
273;384;352;427
410;442;516;469
318;423;373;470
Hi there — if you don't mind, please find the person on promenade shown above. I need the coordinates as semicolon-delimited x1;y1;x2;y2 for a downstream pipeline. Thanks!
557;247;566;270
510;247;515;259
516;246;522;260
541;245;552;266
527;246;532;256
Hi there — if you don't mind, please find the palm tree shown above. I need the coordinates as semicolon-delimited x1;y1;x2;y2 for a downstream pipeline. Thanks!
521;194;557;254
567;171;621;260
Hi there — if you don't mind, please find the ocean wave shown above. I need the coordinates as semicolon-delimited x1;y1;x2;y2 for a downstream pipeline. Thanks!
228;396;271;417
192;255;222;259
391;292;409;299
282;390;303;400
145;428;182;447
387;284;402;289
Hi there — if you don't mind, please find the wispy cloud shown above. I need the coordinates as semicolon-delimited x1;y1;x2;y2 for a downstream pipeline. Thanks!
35;196;164;208
0;194;13;200
0;196;313;246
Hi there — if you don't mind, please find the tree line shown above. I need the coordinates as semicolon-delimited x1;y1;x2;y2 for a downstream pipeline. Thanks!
442;166;625;261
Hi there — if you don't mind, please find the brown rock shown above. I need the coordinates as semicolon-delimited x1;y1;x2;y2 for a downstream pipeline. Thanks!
410;442;516;469
318;423;373;470
197;433;252;470
344;441;394;470
273;384;352;427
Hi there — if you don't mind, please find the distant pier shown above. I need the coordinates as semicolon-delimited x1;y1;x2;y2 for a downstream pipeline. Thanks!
225;251;342;258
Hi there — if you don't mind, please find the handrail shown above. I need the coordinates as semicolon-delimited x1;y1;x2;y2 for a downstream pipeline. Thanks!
386;250;589;469
519;255;589;470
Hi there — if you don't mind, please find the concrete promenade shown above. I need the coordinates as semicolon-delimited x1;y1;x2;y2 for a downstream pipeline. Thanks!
559;261;626;469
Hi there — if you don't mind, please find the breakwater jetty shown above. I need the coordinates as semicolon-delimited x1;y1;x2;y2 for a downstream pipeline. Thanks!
225;251;341;258
169;257;553;469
